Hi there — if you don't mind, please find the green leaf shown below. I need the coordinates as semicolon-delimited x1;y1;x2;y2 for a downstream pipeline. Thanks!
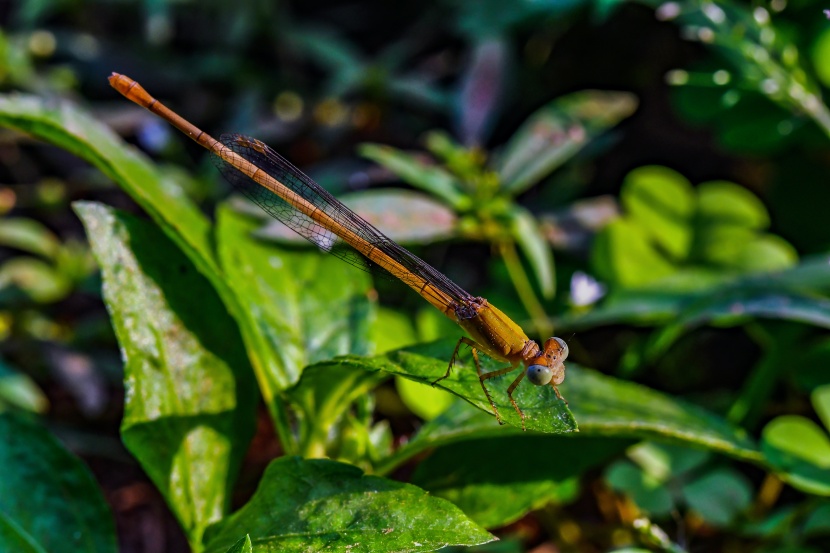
682;468;753;526
621;166;695;260
0;257;71;303
225;535;252;553
605;461;674;516
567;365;759;461
509;207;555;298
316;340;577;434
0;412;117;552
203;457;494;553
0;93;219;279
0;359;47;413
647;282;830;360
0;218;60;259
396;377;454;421
413;435;627;528
358;144;468;209
337;341;758;471
627;442;710;481
762;415;830;496
75;202;257;547
696;180;769;231
0;93;289;444
287;362;387;459
497;90;637;194
813;385;830;433
216;204;373;390
592;218;676;287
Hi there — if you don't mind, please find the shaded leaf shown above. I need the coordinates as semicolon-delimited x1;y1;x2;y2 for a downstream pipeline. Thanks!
75;202;257;546
203;457;494;553
0;412;117;553
414;435;627;528
216;204;373;390
605;460;674;516
682;468;753;526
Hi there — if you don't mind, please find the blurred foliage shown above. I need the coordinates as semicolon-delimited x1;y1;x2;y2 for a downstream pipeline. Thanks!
1;0;830;552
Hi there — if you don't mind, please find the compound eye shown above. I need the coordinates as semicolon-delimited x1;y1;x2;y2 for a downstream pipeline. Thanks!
553;337;569;361
527;364;553;386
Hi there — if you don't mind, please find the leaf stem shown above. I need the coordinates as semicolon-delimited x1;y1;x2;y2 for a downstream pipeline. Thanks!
499;241;553;339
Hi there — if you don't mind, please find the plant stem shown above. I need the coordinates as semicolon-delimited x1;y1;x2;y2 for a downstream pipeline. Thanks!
499;241;553;339
633;517;688;553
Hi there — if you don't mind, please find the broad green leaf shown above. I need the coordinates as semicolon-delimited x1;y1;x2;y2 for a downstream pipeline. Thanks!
397;377;454;421
0;93;288;440
647;283;830;359
0;359;47;413
252;190;457;245
682;468;753;526
696;180;769;230
621;166;695;260
371;307;418;354
315;340;577;434
0;93;218;278
0;218;60;259
203;456;494;553
216;204;373;390
328;341;759;469
497;90;637;194
564;256;830;334
508;206;555;298
762;416;830;496
592;218;676;287
729;235;797;272
358;144;468;209
413;435;627;528
0;412;117;552
75;202;257;548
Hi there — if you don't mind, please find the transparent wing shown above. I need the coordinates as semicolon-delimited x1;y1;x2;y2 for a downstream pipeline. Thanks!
212;133;473;306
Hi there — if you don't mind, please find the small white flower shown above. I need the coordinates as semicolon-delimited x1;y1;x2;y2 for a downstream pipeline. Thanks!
570;271;606;307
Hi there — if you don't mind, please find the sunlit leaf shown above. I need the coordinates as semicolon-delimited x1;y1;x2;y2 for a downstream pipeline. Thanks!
762;415;830;496
203;457;494;553
75;202;257;546
621;166;694;260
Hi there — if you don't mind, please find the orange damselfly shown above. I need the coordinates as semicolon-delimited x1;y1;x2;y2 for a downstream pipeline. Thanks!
108;72;568;429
